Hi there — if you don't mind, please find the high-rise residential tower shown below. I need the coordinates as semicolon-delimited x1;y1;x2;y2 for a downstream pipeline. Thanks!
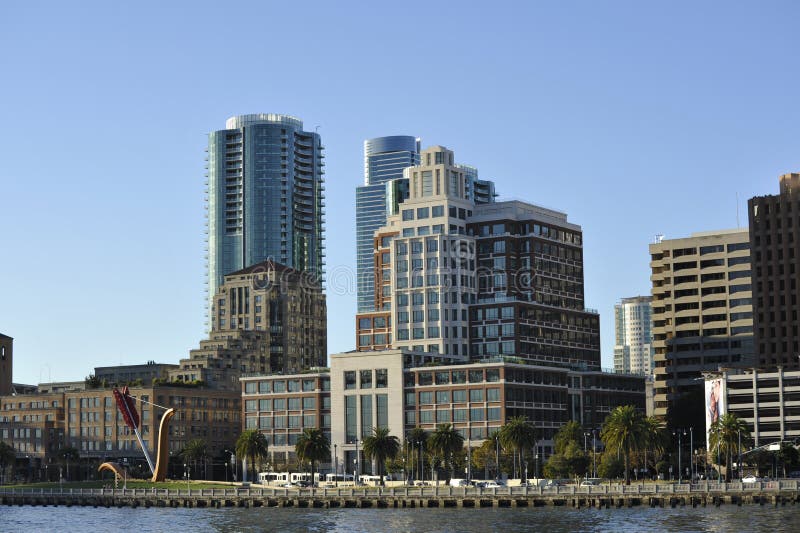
613;296;654;376
649;229;755;419
356;136;420;313
206;114;325;325
749;172;800;369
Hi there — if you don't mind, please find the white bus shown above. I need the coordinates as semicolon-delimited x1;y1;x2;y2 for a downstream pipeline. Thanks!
258;471;320;486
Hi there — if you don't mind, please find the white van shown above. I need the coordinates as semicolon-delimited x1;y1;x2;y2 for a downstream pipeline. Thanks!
449;478;469;487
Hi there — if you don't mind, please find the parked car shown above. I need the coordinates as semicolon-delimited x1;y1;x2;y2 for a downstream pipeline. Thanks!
742;475;758;483
484;481;505;489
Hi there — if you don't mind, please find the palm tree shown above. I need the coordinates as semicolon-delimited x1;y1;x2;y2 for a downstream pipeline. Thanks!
180;438;208;480
428;423;464;485
235;429;269;483
362;427;400;485
498;416;537;479
600;405;647;484
0;441;15;484
295;428;330;486
642;416;667;478
709;412;750;481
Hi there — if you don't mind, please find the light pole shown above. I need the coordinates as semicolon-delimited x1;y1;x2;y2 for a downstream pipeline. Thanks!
495;435;500;481
418;440;423;483
592;430;597;478
673;429;685;483
737;429;742;481
355;439;360;484
689;427;694;481
184;463;190;492
334;443;338;487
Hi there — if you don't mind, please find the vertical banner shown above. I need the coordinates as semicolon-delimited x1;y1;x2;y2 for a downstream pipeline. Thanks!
705;378;726;446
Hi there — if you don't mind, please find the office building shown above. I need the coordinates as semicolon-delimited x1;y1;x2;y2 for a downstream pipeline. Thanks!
649;229;755;419
356;138;497;315
206;114;325;327
356;136;420;313
356;146;600;370
93;361;178;387
748;172;800;369
0;334;11;396
613;296;654;376
708;367;800;447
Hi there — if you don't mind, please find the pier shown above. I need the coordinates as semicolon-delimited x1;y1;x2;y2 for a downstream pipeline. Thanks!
3;481;800;509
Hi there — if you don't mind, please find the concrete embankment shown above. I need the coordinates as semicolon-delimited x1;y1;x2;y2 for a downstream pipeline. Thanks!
3;482;800;510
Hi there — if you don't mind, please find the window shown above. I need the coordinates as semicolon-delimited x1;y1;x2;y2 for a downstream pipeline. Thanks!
412;241;423;254
436;391;450;404
412;292;424;305
420;391;433;404
376;369;388;388
487;388;500;401
259;399;272;411
288;380;300;392
437;410;451;423
377;394;388;428
273;381;286;393
345;371;356;390
345;396;357;442
360;370;372;388
417;207;429;219
428;291;439;304
470;389;484;402
397;242;408;256
361;395;373;438
469;370;484;383
273;398;286;410
453;408;467;422
487;408;501;421
432;205;444;217
427;238;438;252
418;372;432;386
453;389;467;403
303;379;315;392
288;398;301;410
402;209;414;221
470;408;485;421
420;410;434;423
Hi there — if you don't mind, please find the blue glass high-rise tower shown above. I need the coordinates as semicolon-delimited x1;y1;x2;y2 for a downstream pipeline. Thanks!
206;114;325;325
355;136;421;313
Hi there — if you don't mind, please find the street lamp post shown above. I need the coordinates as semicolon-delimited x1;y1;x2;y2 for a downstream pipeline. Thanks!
592;430;597;479
495;435;500;481
673;429;685;483
737;429;742;481
184;463;190;492
355;439;360;484
334;443;338;487
689;427;694;481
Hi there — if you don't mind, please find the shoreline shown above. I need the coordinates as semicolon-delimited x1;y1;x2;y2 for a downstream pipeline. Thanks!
3;482;800;510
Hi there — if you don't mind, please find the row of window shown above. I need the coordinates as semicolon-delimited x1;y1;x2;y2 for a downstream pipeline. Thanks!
244;378;329;394
245;396;327;412
409;407;503;425
344;369;388;390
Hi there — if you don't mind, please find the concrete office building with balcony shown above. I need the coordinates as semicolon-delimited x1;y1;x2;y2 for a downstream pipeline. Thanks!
649;230;755;418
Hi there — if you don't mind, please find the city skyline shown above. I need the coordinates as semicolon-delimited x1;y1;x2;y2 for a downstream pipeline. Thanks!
2;2;799;385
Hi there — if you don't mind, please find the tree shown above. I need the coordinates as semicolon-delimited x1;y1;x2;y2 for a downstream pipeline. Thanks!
642;416;667;477
472;431;510;479
56;446;79;481
498;416;537;479
235;429;269;483
406;427;429;482
709;413;750;481
600;405;647;484
598;452;624;479
554;421;583;454
428;423;464;484
84;374;102;389
362;427;400;485
180;439;209;480
0;441;15;484
295;428;330;486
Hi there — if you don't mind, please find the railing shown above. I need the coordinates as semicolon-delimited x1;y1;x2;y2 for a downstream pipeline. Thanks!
1;481;798;499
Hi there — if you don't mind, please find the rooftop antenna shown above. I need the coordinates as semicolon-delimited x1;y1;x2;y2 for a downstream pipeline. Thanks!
654;233;664;244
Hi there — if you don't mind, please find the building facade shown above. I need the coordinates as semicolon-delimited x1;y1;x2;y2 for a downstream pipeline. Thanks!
0;384;240;480
709;367;800;447
241;371;331;470
356;146;600;371
748;172;800;369
93;361;178;387
613;296;654;376
649;229;755;418
356;136;420;313
206;114;325;326
0;334;11;396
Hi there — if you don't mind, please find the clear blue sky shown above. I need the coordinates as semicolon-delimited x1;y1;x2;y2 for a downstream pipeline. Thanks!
1;1;798;385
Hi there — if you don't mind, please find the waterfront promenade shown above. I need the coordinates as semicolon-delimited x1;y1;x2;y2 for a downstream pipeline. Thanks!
3;481;800;510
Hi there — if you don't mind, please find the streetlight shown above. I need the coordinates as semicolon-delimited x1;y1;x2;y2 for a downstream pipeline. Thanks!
495;435;500;481
672;428;686;483
737;429;742;481
355;439;360;484
184;463;190;492
592;430;597;479
334;444;338;487
689;427;694;481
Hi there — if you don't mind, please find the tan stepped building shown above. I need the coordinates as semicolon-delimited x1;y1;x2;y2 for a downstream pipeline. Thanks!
176;260;327;390
649;229;755;419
